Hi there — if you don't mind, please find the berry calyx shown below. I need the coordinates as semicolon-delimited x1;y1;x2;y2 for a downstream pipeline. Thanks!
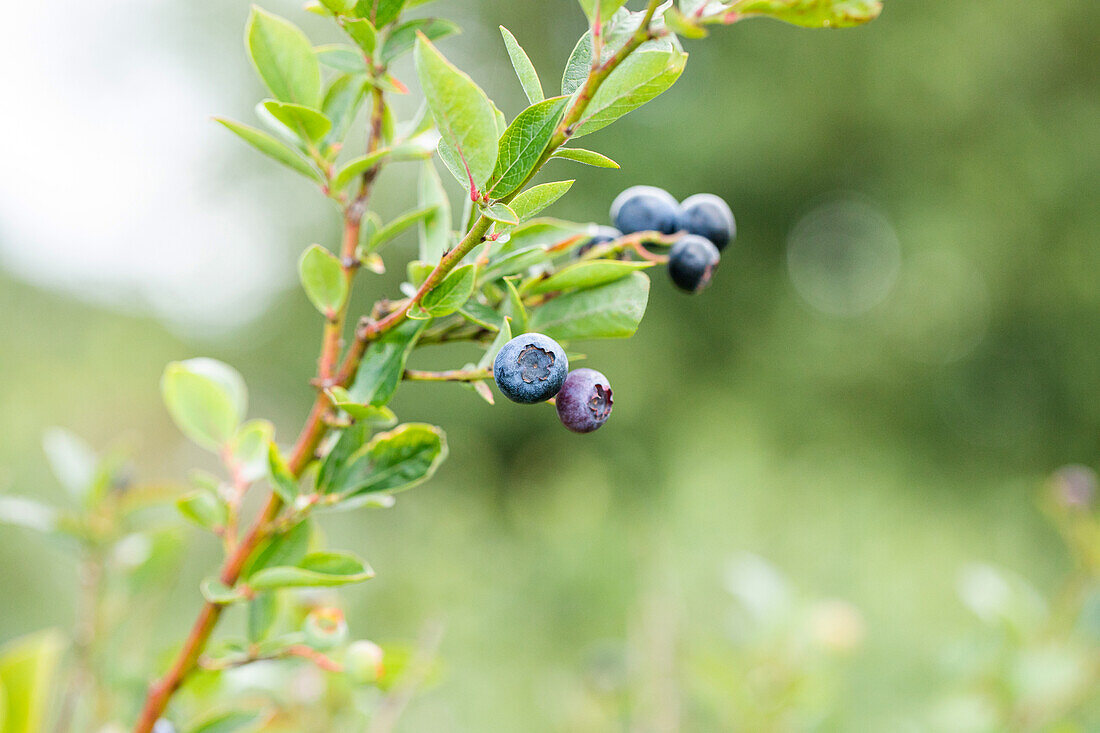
556;368;614;433
493;333;569;404
667;235;720;293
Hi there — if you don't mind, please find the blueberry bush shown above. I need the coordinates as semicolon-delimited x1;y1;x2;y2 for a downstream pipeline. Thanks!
0;0;887;730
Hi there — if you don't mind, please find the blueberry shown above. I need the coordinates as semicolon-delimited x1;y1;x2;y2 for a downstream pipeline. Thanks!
556;368;613;433
610;185;681;235
577;225;623;258
667;235;720;293
678;193;735;251
493;333;569;404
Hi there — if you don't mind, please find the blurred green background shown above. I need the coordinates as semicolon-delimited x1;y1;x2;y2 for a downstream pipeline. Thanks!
1;0;1098;729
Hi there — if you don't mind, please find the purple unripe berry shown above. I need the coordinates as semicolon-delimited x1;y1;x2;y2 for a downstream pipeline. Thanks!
493;333;569;404
679;193;736;251
610;186;682;235
668;235;720;293
556;368;613;433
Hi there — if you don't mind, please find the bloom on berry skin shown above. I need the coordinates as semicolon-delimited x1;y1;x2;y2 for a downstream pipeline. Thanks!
493;333;569;404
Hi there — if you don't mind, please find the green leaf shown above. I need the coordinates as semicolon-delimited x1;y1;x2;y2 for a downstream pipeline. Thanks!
321;74;368;149
0;630;65;733
330;423;447;501
356;0;406;26
664;5;708;38
550;147;620;169
320;0;357;13
246;7;321;108
342;17;377;55
248;592;279;642
331;137;436;192
41;427;96;504
161;359;247;451
267;443;300;503
383;18;460;64
422;264;475;316
497;218;588;253
318;422;371;493
186;710;262;733
479;246;551;283
731;0;883;28
214;118;322;183
502;278;529;334
526;259;653;295
249;551;375;589
482;202;519;226
561;32;592;95
478;316;513;369
414;35;498;190
488;96;567;197
574;49;687;137
228;419;275;483
418;161;451;263
370;205;436;249
315;44;368;73
508;180;574;222
576;0;628;21
177;490;228;532
406;260;435;288
298;245;347;318
200;578;247;605
459;301;503;332
499;26;544;104
330;149;388;192
245;520;313;580
529;270;650;340
0;496;58;534
349;319;427;405
262;100;332;143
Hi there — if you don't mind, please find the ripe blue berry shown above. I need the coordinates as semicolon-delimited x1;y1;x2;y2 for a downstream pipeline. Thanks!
679;193;736;251
610;186;682;235
577;225;623;257
493;333;569;404
556;368;613;433
668;235;720;293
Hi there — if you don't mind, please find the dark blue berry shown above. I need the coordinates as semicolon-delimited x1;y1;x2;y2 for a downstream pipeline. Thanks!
556;368;613;433
577;225;623;258
668;235;720;293
493;333;569;404
678;193;735;251
610;186;681;235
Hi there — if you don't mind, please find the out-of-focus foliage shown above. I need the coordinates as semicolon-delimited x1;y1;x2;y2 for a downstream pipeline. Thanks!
0;0;1098;730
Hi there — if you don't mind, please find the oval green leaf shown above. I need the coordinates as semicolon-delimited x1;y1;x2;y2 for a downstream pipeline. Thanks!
414;34;498;190
248;551;375;589
161;359;247;451
246;7;322;108
488;96;567;197
298;244;347;318
528;271;651;340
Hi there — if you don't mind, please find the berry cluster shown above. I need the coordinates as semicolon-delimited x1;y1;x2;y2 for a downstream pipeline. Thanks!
493;186;735;432
608;185;735;293
493;333;614;433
